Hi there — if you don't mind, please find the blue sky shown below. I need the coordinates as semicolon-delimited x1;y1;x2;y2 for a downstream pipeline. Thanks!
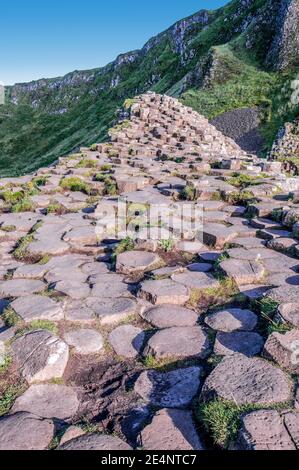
1;0;227;85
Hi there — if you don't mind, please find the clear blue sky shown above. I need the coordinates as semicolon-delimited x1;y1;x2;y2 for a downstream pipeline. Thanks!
1;0;228;85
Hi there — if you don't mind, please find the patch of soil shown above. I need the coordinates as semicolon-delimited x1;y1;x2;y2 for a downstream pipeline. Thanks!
64;356;150;446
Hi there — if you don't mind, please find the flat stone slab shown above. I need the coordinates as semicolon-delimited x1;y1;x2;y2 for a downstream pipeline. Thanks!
214;331;264;357
203;223;238;249
238;284;271;300
268;285;299;304
28;238;69;256
220;259;265;286
141;304;198;328
171;271;219;290
116;250;161;274
108;325;145;358
139;409;204;450
278;303;299;327
236;410;296;450
64;300;96;323
187;263;212;273
139;279;190;305
12;330;69;384
0;279;45;298
64;329;104;355
13;264;48;279
0;412;54;450
58;434;132;450
263;329;299;373
144;326;211;360
54;280;91;300
205;308;258;332
12;384;79;421
86;297;138;324
135;367;202;408
201;354;292;405
11;295;64;322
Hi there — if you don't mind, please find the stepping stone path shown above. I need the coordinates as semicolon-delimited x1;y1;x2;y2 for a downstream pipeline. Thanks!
1;92;299;450
144;326;211;359
12;384;79;421
64;329;104;355
12;330;69;383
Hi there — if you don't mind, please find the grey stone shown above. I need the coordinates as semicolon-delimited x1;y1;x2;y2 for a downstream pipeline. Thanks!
171;271;219;290
141;304;198;328
12;330;69;383
116;250;161;274
10;295;64;322
220;259;265;286
139;279;190;305
278;303;299;327
214;331;264;357
58;434;132;450
144;327;211;360
108;325;145;358
263;329;299;373
237;410;295;450
0;412;54;450
205;308;258;332
0;279;45;298
139;409;204;450
64;329;104;355
12;384;79;420
135;367;202;408
201;354;292;405
86;297;138;324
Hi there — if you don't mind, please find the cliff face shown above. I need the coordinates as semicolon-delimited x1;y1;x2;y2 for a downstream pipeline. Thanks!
1;0;299;177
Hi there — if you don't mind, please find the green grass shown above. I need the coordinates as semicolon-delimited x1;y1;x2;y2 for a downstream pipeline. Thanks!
227;173;264;189
75;159;98;169
45;200;68;215
60;177;91;194
12;233;35;261
113;237;135;259
11;197;36;213
15;320;58;337
2;306;22;328
0;384;26;416
0;355;12;373
1;190;24;204
197;399;260;448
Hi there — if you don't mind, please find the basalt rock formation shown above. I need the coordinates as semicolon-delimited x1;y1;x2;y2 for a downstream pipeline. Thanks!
1;93;299;450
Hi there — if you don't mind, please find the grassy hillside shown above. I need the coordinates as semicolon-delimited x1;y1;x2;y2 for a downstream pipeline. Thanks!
0;0;298;176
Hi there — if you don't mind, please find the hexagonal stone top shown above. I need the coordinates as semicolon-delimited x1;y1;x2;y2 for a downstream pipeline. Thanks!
205;308;258;332
201;354;292;405
12;330;69;384
116;250;161;274
141;304;198;328
134;366;202;408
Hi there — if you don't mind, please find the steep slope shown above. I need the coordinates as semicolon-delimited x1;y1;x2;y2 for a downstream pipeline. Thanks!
1;0;299;177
